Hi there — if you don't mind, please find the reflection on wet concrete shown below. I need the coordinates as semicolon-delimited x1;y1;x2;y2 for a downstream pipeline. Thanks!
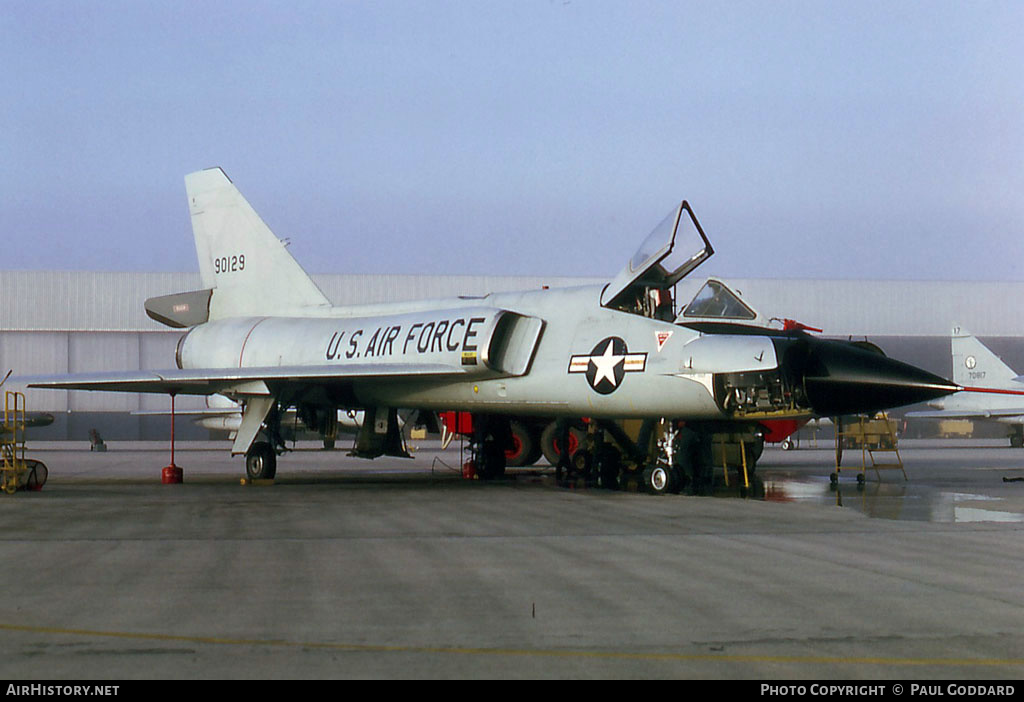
684;440;1024;523
339;443;1024;524
29;440;1024;526
748;471;1024;523
550;450;1024;524
550;471;1024;522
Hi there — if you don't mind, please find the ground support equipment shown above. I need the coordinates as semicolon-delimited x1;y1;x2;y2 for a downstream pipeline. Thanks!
2;391;47;494
832;413;906;484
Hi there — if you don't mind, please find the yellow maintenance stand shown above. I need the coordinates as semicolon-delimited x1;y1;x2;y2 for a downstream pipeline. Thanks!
2;391;47;494
832;412;906;484
715;430;759;489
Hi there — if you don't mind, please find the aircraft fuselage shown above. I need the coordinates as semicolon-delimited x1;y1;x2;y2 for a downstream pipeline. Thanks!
178;285;734;420
178;282;956;423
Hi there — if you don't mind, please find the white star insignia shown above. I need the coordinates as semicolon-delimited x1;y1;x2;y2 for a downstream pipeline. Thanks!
591;339;625;387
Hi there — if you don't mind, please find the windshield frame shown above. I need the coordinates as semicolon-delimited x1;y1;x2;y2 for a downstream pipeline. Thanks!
679;278;758;321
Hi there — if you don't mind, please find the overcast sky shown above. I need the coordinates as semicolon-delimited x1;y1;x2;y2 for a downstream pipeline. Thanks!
2;1;1022;282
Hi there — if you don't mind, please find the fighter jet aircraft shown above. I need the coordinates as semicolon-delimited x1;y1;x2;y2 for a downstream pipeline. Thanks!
25;168;960;490
907;326;1024;447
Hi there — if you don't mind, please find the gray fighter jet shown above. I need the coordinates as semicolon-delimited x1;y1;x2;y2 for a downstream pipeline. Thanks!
26;168;959;490
907;326;1024;447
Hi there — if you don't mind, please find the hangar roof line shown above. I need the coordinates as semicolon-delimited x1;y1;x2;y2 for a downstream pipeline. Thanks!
2;270;1024;338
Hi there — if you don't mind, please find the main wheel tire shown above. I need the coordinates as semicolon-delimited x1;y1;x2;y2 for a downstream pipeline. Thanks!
246;441;277;480
572;449;592;479
523;429;544;466
505;421;537;467
26;459;48;490
540;422;584;466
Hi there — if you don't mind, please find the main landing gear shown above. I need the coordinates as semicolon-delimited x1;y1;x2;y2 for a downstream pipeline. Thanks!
469;415;513;480
638;422;716;496
550;419;628;490
549;418;758;496
244;402;286;481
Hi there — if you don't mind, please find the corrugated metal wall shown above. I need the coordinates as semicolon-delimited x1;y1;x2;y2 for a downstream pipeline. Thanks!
4;271;1023;335
706;278;1024;337
0;272;199;331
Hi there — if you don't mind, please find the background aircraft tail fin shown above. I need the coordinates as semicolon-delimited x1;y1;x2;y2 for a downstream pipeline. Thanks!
952;325;1017;388
185;168;330;319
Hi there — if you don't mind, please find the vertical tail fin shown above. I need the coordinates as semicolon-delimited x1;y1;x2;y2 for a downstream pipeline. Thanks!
951;325;1018;388
186;168;330;319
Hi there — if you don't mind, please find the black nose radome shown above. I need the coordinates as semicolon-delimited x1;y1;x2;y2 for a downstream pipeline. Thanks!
797;339;958;417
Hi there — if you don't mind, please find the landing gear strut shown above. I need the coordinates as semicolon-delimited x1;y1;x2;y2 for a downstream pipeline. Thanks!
644;422;682;495
472;415;512;480
641;422;715;495
243;401;285;481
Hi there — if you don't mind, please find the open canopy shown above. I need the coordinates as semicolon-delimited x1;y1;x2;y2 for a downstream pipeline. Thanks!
601;201;714;311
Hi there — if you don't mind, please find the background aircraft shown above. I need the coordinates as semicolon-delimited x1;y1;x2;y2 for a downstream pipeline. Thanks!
134;393;369;449
24;168;959;492
907;326;1024;447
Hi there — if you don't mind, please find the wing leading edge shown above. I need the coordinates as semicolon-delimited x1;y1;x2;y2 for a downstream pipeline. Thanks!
906;408;1024;420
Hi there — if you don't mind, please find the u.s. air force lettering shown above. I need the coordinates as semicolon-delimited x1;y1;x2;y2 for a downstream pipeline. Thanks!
569;337;647;394
325;316;486;361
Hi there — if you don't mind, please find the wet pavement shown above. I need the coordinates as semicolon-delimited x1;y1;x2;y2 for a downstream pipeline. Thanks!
3;438;1024;678
753;439;1024;523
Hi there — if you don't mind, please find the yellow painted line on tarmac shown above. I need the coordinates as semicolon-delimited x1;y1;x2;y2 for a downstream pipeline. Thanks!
2;622;1023;668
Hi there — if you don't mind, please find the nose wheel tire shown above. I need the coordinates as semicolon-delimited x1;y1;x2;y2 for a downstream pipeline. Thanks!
643;465;680;495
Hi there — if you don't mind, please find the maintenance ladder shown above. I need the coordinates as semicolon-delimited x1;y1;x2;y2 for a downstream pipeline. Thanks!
716;432;755;489
2;391;28;494
833;412;906;483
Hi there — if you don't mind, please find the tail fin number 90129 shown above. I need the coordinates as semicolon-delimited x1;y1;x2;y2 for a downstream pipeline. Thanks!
214;254;245;274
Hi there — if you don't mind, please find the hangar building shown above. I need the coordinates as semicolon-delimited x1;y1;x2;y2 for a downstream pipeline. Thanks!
3;270;1024;440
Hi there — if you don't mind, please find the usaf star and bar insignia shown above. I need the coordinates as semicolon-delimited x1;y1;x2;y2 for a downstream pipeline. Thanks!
569;336;648;394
